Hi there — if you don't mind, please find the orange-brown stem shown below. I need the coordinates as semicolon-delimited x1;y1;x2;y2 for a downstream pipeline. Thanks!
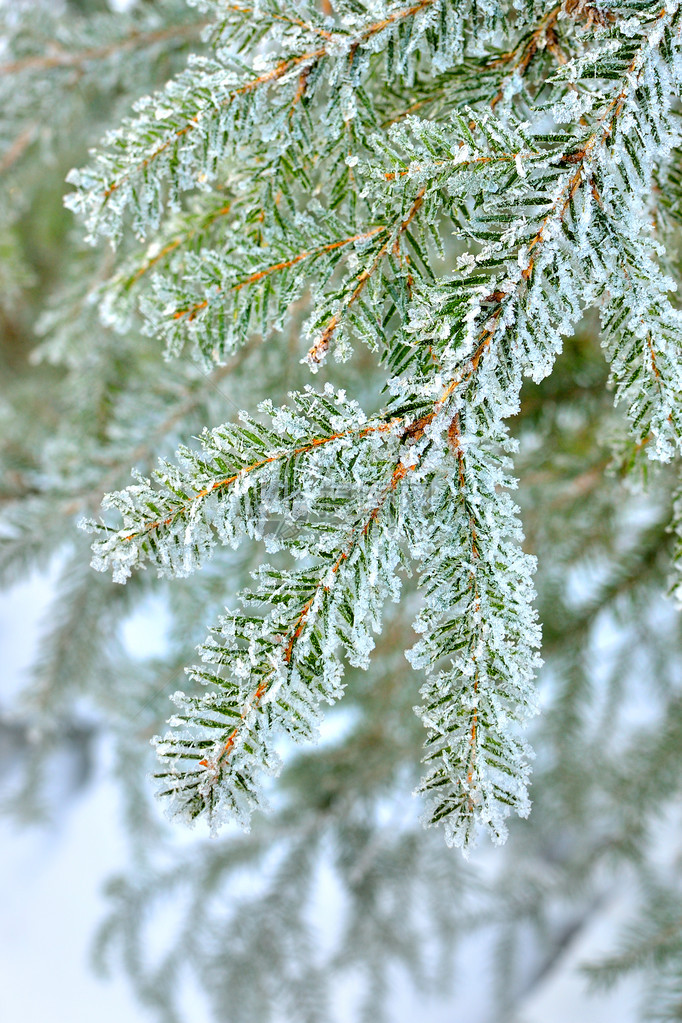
102;1;436;200
307;188;426;364
205;449;417;771
0;21;207;76
447;413;481;791
172;225;386;322
384;151;533;181
225;4;334;39
121;420;397;542
127;203;232;287
0;125;36;174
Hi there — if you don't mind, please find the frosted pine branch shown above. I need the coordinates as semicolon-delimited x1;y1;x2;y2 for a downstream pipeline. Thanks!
62;0;682;850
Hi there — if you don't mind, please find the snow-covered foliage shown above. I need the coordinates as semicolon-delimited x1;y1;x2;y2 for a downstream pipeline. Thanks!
11;0;680;851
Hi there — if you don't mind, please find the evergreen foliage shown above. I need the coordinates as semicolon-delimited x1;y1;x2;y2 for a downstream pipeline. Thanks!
67;0;682;848
2;0;682;1020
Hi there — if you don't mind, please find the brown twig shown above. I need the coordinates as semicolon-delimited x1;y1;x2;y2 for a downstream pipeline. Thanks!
172;225;386;323
0;124;37;174
0;21;207;76
306;188;426;366
120;420;397;542
126;203;233;288
225;4;334;40
101;1;436;200
447;413;481;793
201;447;415;773
384;150;537;181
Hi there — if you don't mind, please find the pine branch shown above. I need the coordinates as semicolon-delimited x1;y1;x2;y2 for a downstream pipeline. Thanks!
152;219;388;362
155;432;412;825
306;189;425;368
64;0;502;240
83;387;401;582
61;0;682;855
0;21;209;76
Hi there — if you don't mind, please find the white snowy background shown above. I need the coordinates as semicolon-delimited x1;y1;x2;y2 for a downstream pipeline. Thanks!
0;569;642;1023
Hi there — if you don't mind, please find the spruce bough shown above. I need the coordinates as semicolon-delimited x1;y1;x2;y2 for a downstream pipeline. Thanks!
62;0;682;851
